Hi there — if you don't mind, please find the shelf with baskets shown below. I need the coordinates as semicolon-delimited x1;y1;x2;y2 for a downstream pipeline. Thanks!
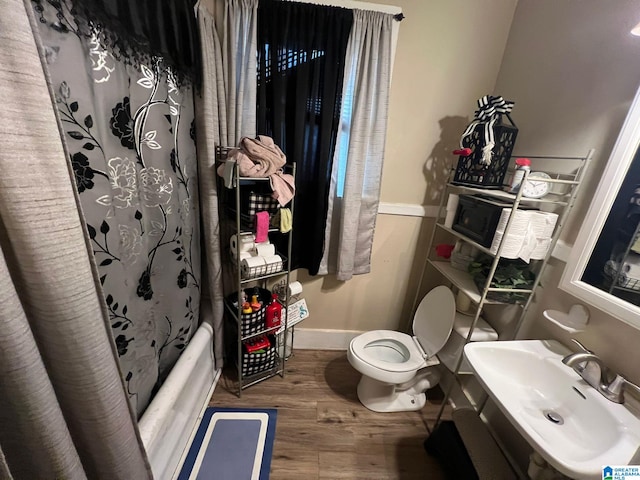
425;151;593;432
216;146;296;396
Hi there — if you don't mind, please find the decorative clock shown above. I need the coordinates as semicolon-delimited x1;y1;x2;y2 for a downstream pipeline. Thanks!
522;171;551;198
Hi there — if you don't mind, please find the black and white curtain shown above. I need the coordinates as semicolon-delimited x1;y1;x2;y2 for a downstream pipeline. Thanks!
257;0;353;274
32;0;202;417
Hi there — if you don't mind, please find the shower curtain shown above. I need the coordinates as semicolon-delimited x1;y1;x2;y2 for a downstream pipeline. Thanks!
32;0;202;417
1;1;151;477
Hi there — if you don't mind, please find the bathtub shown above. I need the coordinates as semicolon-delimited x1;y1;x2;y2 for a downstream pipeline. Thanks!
139;320;221;479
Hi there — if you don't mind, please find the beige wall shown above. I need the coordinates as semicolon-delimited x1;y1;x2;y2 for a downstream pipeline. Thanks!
300;0;518;332
492;0;640;386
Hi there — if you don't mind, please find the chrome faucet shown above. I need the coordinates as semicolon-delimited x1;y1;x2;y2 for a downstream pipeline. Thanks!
562;339;640;404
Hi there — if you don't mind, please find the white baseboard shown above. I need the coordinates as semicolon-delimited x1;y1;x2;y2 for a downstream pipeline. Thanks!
378;202;439;218
293;328;365;350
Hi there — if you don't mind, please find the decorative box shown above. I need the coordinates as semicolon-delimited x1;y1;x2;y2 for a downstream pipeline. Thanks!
453;116;518;189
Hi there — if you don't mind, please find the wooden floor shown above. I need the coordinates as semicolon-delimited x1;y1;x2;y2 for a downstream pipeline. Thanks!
210;349;451;480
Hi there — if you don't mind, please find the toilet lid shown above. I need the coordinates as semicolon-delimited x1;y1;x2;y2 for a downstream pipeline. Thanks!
412;286;456;358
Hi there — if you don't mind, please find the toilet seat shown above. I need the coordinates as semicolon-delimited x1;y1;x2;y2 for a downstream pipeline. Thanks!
347;286;457;412
349;286;456;374
349;330;426;373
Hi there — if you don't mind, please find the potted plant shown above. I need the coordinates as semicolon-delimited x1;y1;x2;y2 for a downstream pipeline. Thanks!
468;253;535;303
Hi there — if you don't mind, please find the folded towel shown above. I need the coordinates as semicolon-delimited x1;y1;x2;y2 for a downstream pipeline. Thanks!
269;172;295;206
254;211;270;243
279;208;292;233
217;135;295;206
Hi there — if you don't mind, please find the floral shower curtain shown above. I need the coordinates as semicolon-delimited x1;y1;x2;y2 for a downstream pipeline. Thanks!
33;0;201;417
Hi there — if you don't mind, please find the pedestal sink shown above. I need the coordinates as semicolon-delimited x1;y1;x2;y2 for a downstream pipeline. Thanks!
464;340;640;479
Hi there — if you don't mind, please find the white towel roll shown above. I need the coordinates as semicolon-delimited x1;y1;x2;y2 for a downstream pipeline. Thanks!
529;211;558;238
255;242;276;257
231;233;255;257
530;238;551;260
241;256;266;278
490;231;525;259
495;208;530;234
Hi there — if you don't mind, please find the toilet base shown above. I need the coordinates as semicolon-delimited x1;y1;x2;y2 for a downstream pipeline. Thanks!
356;369;439;413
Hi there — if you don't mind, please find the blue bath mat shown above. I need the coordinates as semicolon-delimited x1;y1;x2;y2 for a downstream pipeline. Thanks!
177;407;277;480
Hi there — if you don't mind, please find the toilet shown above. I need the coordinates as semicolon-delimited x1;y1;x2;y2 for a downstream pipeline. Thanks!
347;285;456;413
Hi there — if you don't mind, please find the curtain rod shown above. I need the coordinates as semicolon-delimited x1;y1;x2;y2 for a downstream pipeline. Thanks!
393;13;404;21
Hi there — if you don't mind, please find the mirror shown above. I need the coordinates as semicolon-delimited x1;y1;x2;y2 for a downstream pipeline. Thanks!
561;86;640;329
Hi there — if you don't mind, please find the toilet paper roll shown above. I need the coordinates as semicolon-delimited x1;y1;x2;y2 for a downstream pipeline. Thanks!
232;251;253;262
444;210;457;228
456;290;471;314
241;256;266;278
446;194;459;212
288;281;303;297
263;254;283;272
230;234;255;257
443;194;459;228
255;243;276;257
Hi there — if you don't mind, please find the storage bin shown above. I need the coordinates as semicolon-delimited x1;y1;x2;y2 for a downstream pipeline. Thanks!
453;115;518;189
241;190;280;217
225;287;273;337
242;335;278;377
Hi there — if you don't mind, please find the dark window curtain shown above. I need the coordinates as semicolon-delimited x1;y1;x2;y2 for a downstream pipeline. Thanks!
257;0;353;274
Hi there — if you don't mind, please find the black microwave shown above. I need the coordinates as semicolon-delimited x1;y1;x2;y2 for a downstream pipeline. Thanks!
452;195;537;247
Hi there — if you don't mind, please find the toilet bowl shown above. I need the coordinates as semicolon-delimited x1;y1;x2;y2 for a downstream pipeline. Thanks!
347;285;456;413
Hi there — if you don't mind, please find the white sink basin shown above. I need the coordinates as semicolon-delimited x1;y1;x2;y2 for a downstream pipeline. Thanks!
464;340;640;479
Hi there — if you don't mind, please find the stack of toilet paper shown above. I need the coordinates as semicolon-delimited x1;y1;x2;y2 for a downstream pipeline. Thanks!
230;233;283;278
489;209;558;262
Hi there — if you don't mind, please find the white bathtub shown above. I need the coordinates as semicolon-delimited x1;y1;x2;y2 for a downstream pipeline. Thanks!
139;320;220;479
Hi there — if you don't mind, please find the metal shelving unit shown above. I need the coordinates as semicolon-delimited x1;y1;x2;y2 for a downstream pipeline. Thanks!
421;150;593;474
216;146;296;396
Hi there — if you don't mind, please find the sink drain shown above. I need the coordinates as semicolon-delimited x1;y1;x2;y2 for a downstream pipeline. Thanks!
543;410;564;425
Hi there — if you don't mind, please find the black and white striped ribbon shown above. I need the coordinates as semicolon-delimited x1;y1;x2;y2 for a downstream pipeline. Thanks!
460;95;514;165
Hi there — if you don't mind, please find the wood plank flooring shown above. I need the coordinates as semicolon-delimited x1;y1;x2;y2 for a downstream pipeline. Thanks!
210;349;451;479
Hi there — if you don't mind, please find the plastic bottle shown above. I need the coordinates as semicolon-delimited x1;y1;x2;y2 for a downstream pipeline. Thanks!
250;294;262;312
242;302;252;314
265;293;282;329
509;158;531;193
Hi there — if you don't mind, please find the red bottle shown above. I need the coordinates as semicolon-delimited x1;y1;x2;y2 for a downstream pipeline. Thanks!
265;293;282;329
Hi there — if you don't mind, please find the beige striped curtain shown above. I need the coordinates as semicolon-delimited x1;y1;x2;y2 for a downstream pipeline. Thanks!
0;1;151;478
318;10;394;280
195;0;258;367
